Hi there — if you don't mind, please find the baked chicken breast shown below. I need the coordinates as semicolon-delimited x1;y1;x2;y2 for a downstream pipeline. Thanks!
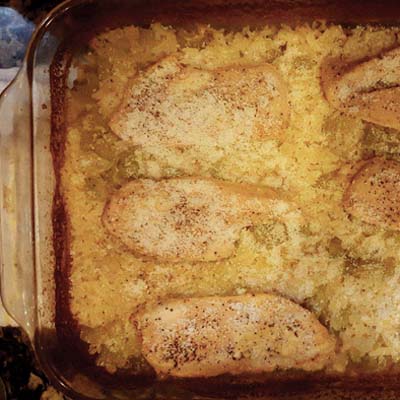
135;293;336;378
321;47;400;130
109;56;289;147
102;178;295;262
343;157;400;230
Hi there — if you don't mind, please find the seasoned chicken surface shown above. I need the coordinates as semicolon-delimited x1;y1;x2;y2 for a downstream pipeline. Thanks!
102;178;295;263
321;47;400;130
135;294;336;378
343;157;400;230
109;56;289;147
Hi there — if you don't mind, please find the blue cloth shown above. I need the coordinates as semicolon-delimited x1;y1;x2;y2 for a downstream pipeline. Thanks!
0;7;35;68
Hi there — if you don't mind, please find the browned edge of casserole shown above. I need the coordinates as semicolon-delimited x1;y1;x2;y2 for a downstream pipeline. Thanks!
49;0;400;398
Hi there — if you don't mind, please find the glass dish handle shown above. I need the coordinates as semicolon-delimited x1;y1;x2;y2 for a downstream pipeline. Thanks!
0;67;36;338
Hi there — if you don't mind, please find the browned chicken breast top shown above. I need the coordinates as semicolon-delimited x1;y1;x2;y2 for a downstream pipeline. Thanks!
321;47;400;130
135;294;336;378
343;157;400;230
109;56;289;147
102;178;295;263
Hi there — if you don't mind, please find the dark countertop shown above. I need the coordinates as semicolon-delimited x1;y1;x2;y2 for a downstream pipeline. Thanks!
0;3;66;398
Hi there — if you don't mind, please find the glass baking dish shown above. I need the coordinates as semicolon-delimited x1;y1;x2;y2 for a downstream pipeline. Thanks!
2;0;400;398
